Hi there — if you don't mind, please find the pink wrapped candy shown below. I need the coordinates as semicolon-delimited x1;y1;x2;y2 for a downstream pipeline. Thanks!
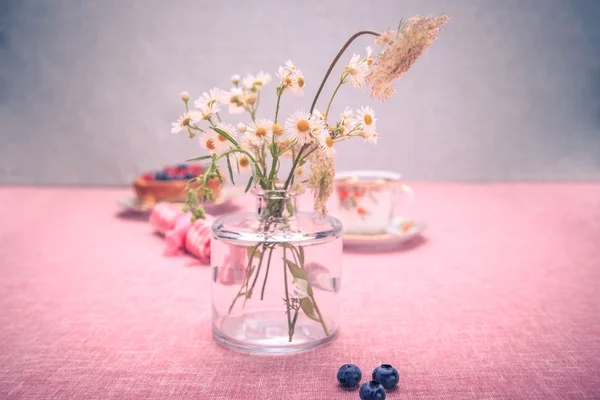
149;202;215;262
185;216;215;264
149;203;183;235
164;212;194;256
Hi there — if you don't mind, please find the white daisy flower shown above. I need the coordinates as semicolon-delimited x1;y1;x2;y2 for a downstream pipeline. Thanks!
318;130;337;158
339;107;354;126
220;87;246;114
362;130;378;144
171;111;202;134
345;54;368;88
285;111;325;145
365;46;374;67
231;74;240;85
285;60;297;72
277;66;291;87
213;122;237;150
256;71;272;86
199;133;218;154
246;118;273;143
243;71;272;91
202;123;235;154
277;61;303;96
337;107;355;135
198;101;220;120
237;155;251;172
354;106;376;133
289;70;305;97
237;122;248;134
312;108;327;120
194;88;223;109
292;278;310;299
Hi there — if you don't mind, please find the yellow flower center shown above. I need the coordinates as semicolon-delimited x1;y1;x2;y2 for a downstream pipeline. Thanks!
206;139;216;150
325;136;334;148
297;76;305;88
285;77;292;86
256;127;267;137
218;134;227;142
181;116;191;126
367;58;373;66
296;119;310;133
272;123;284;137
246;95;257;105
363;114;373;125
239;156;249;168
320;111;327;119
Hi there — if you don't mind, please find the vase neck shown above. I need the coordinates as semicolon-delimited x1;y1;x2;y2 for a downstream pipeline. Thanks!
254;189;299;221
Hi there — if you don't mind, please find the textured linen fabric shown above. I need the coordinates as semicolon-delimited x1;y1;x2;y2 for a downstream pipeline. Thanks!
0;184;599;399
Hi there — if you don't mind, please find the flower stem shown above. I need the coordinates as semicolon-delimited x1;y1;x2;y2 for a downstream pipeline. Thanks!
274;88;283;123
246;243;268;305
283;247;293;342
260;246;275;300
309;30;380;114
228;244;259;314
325;80;344;119
310;293;330;336
285;243;329;337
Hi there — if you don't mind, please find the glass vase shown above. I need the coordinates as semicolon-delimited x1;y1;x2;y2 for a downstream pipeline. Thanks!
211;187;343;354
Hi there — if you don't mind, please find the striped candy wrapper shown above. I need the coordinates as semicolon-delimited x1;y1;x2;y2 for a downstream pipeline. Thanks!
185;216;214;263
149;203;183;235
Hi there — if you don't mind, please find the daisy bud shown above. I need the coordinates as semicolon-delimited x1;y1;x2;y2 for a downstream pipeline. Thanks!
272;123;284;137
180;91;190;102
231;75;241;84
237;122;247;133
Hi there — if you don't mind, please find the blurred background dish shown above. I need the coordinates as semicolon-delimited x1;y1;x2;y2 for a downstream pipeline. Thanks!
343;217;426;249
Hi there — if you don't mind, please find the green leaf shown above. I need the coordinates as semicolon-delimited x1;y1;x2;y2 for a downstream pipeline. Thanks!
244;176;254;193
185;155;212;162
285;200;294;217
212;127;239;147
234;154;240;175
226;155;235;185
299;246;305;266
246;245;259;260
300;298;320;322
285;259;307;280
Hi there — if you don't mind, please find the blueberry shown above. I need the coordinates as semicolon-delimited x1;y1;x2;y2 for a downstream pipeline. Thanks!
359;381;386;400
336;364;361;389
184;172;196;179
176;163;188;169
155;171;168;180
372;364;399;389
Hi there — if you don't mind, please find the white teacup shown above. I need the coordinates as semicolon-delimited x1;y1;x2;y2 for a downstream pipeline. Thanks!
334;170;413;235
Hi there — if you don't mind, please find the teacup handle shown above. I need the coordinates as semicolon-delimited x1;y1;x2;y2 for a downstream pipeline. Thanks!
393;182;414;219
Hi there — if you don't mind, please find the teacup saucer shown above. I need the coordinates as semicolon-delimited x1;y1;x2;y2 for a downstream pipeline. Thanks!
343;218;426;248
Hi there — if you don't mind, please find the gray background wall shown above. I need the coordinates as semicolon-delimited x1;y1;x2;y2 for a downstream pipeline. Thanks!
0;0;599;185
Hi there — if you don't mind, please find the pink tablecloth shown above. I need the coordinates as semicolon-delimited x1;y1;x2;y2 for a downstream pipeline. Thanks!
0;184;599;399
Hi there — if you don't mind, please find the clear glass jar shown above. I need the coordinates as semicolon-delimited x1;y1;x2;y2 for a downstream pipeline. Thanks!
211;188;343;354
